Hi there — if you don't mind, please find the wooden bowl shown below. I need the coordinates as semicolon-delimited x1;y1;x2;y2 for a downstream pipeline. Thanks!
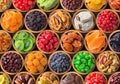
96;9;120;33
108;72;120;84
0;72;11;83
0;30;12;54
37;1;60;12
108;30;120;54
72;9;95;33
25;51;47;75
72;51;95;75
12;0;35;12
85;0;107;12
36;30;60;54
36;71;59;84
24;9;48;33
13;30;36;54
60;72;84;84
60;30;83;54
108;0;120;12
49;9;71;33
84;30;107;54
85;72;108;84
48;51;71;75
1;9;23;33
0;51;24;75
60;0;84;12
0;0;12;12
12;72;35;84
96;50;120;75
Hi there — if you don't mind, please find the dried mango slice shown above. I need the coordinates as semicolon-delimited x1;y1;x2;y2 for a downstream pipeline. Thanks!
86;31;106;53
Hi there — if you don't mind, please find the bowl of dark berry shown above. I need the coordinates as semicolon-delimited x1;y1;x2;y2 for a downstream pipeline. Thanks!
1;51;24;75
25;9;48;33
13;0;35;12
109;30;120;54
60;0;84;12
12;72;35;84
48;51;71;75
108;72;120;84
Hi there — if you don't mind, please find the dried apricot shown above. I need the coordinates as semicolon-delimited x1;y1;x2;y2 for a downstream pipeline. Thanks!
63;43;73;52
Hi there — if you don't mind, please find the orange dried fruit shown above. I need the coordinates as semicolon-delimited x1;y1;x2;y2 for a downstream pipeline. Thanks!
32;59;40;66
37;64;44;72
40;58;47;66
63;43;73;52
72;40;82;48
35;52;43;60
27;54;35;61
86;30;106;53
29;66;38;73
26;60;33;67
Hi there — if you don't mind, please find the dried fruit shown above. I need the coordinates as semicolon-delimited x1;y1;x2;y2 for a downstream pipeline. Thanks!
85;30;107;53
97;10;119;32
1;9;23;33
0;30;12;52
26;51;47;74
49;10;71;32
61;30;82;53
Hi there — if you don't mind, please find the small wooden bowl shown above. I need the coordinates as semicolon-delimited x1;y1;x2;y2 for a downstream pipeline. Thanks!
72;9;95;33
96;9;120;33
12;72;35;84
84;30;107;54
96;50;120;75
13;30;36;54
48;51;71;75
49;9;72;33
60;72;84;84
0;30;12;54
108;30;120;54
36;71;59;84
85;72;108;84
37;1;60;12
24;9;48;33
60;0;84;12
85;0;107;12
108;72;120;84
108;0;120;12
25;51;48;75
60;30;83;54
0;51;24;75
12;0;35;12
72;51;95;75
36;30;60;54
1;9;23;33
0;0;12;12
0;72;11;83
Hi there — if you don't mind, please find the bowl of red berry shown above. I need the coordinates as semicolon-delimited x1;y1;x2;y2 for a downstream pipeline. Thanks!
36;30;60;54
13;0;35;12
96;9;119;33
